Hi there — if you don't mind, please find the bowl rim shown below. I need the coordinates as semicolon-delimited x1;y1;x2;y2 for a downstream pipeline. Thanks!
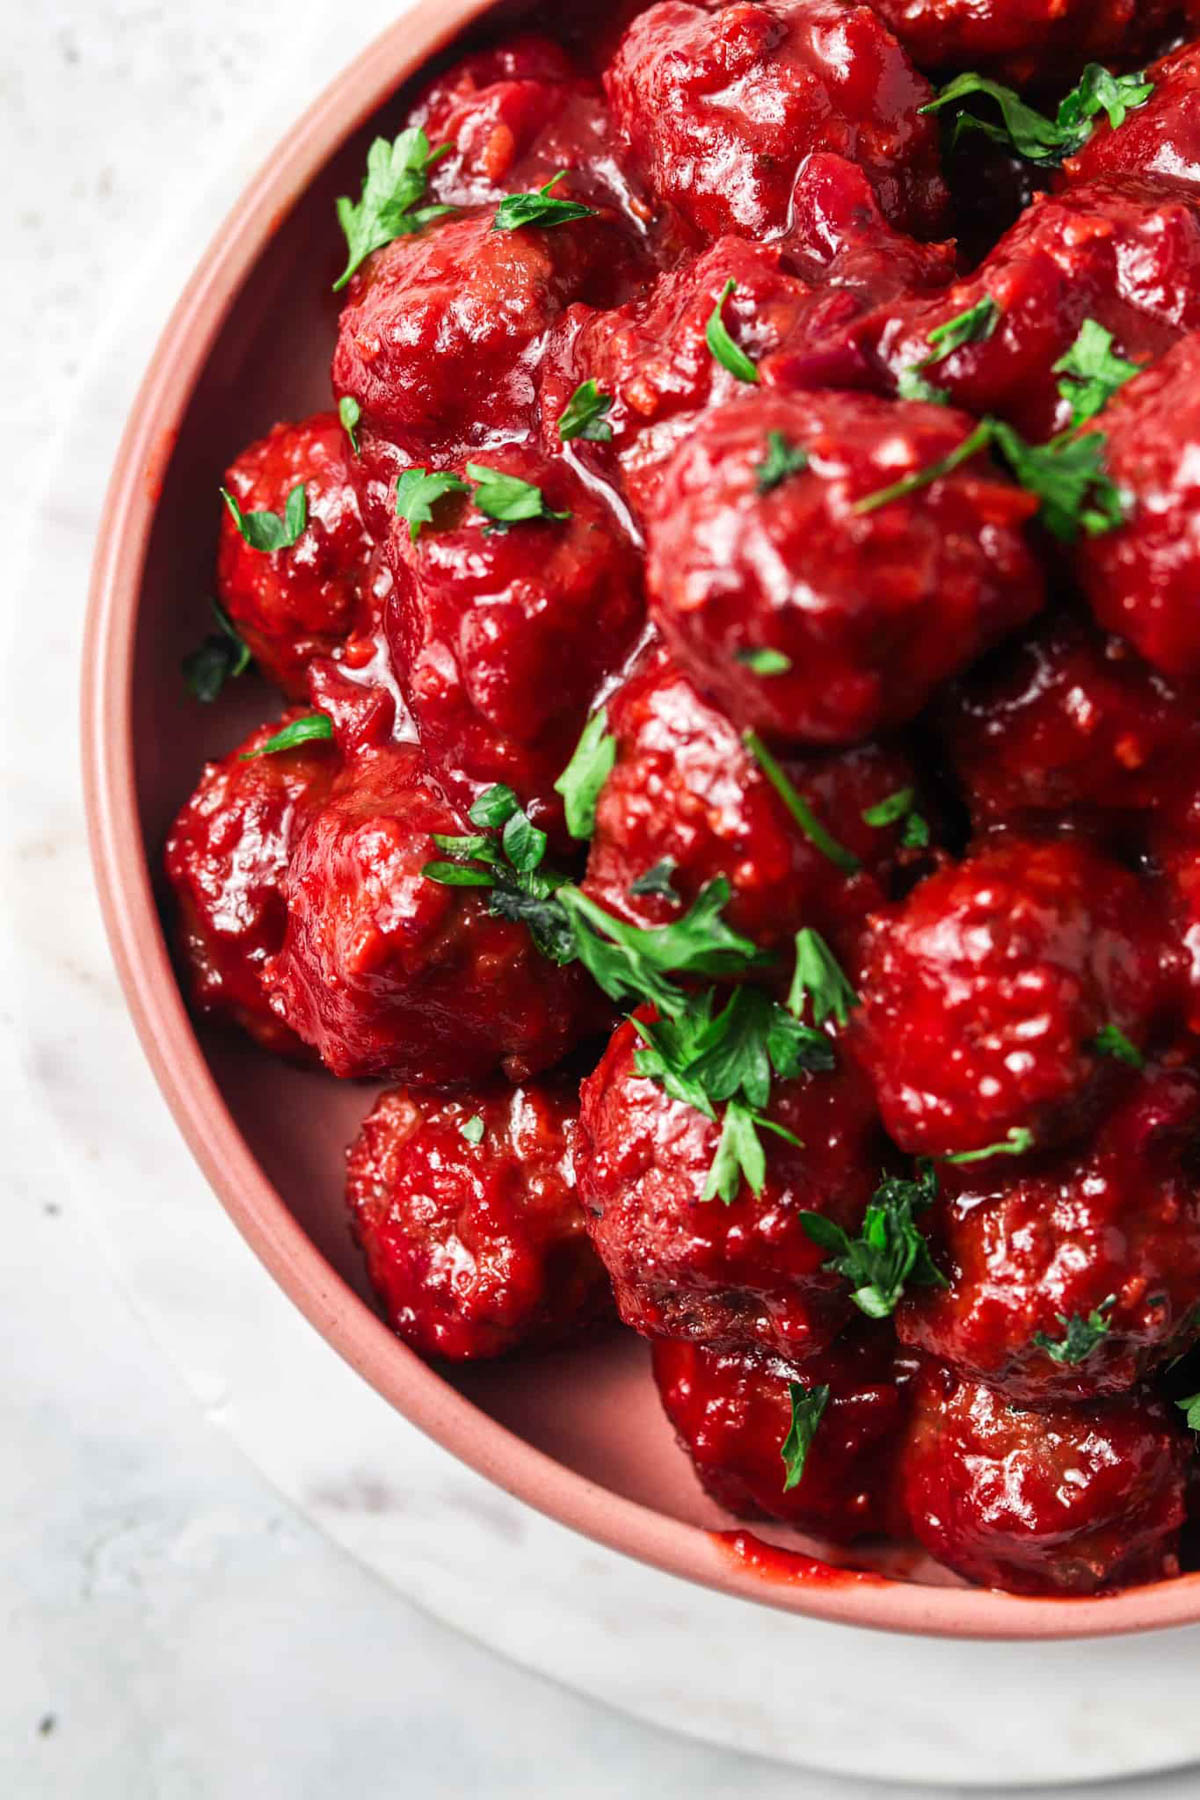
81;0;1200;1642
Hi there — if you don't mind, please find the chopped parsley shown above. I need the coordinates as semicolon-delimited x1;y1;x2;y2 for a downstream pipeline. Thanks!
182;597;252;702
801;1160;946;1319
338;395;362;454
630;859;680;902
1177;1392;1200;1433
466;464;571;528
221;482;308;553
555;879;766;1018
706;278;759;385
788;929;858;1030
554;710;616;840
240;712;334;759
854;420;994;517
923;63;1154;164
1033;1296;1116;1365
736;647;792;675
781;1382;830;1490
395;468;471;541
558;379;614;443
423;784;575;962
862;788;931;849
459;1115;485;1146
897;368;951;405
897;296;1001;403
743;732;861;873
333;127;454;290
755;430;809;493
943;1127;1035;1165
1092;1023;1145;1069
492;171;596;232
1053;319;1142;428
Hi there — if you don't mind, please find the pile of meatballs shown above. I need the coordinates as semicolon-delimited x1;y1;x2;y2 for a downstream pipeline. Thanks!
166;0;1200;1598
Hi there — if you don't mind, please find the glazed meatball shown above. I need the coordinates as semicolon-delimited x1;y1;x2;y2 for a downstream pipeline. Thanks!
898;1066;1200;1401
1076;332;1200;683
939;612;1200;838
265;742;602;1083
346;1082;610;1359
583;643;923;956
647;389;1043;747
854;838;1167;1159
164;712;338;1054
653;1326;918;1542
577;1011;887;1360
216;414;373;697
539;159;955;518
604;0;948;244
900;1363;1188;1595
871;182;1200;443
866;0;1176;82
384;447;643;840
331;205;639;461
1066;41;1200;198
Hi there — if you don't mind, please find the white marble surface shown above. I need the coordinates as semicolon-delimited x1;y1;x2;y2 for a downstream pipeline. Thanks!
6;4;1200;1795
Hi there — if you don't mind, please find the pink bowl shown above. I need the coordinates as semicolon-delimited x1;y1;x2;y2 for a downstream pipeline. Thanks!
83;0;1200;1640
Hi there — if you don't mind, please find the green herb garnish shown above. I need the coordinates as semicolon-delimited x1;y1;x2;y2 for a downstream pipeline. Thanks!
943;1127;1036;1165
339;395;362;454
182;597;252;702
1053;319;1142;428
1177;1392;1200;1433
395;468;470;541
460;1115;485;1145
743;731;861;873
788;929;858;1030
240;713;334;759
1092;1023;1145;1069
706;278;759;385
854;420;994;517
221;482;308;553
736;647;792;675
801;1161;946;1319
558;379;614;443
781;1383;830;1489
466;463;571;528
755;430;809;493
923;64;1153;164
630;860;680;902
554;710;616;840
423;784;575;962
1033;1296;1116;1365
333;127;454;290
492;171;596;232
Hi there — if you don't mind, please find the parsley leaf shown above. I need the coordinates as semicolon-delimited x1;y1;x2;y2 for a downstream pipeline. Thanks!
704;1099;768;1202
862;787;931;848
556;879;765;1016
897;368;951;405
942;1127;1035;1164
755;430;809;493
466;463;571;528
854;420;994;517
706;278;759;385
630;859;680;902
182;597;252;702
1033;1296;1116;1365
1053;319;1142;428
923;64;1153;165
469;785;522;828
1092;1023;1145;1068
558;379;614;443
788;929;859;1029
736;647;792;675
990;422;1127;542
423;783;576;962
801;1161;945;1319
221;482;308;553
460;1115;485;1145
781;1382;830;1490
492;171;596;232
1177;1392;1200;1433
395;468;470;541
554;711;616;840
338;395;361;454
240;713;334;759
333;127;454;290
743;732;861;873
927;297;1001;360
902;812;931;849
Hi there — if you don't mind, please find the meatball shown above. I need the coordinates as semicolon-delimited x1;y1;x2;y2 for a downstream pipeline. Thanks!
1066;41;1200;198
646;389;1043;747
900;1363;1188;1595
345;1081;610;1360
577;1011;887;1360
939;612;1200;838
1076;332;1200;683
583;643;923;956
265;742;602;1083
854;838;1167;1159
604;0;948;244
163;712;338;1054
331;205;639;460
216;414;374;697
866;0;1176;83
898;1066;1200;1401
384;447;643;839
653;1326;917;1542
870;181;1200;443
